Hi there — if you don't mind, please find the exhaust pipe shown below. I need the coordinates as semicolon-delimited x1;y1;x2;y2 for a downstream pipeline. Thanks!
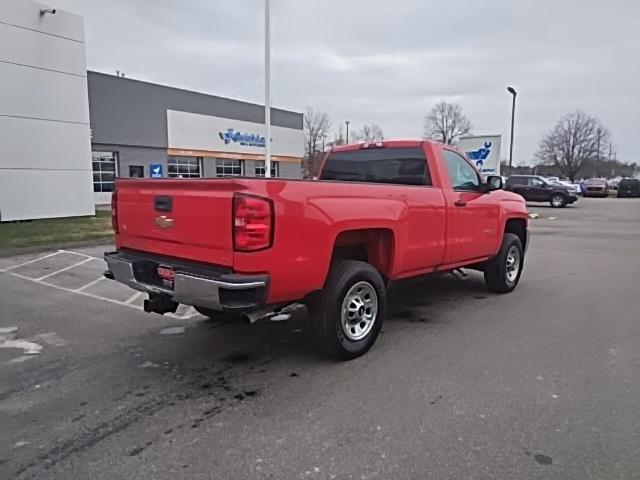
144;294;179;315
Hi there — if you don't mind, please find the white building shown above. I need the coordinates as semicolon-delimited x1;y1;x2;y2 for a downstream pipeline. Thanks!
0;2;304;220
0;0;94;221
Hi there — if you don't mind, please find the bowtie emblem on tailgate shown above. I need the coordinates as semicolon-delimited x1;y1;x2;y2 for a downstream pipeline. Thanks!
155;215;174;229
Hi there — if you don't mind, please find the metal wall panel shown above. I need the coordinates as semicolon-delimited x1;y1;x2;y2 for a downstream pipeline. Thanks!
1;1;85;42
0;169;94;221
0;62;89;123
0;0;93;220
88;71;303;149
0;116;91;170
0;22;86;75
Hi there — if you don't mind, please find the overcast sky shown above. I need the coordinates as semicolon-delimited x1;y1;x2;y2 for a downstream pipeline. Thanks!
55;0;638;164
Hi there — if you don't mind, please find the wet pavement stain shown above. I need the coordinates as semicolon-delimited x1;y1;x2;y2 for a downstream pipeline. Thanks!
223;352;250;364
534;454;553;465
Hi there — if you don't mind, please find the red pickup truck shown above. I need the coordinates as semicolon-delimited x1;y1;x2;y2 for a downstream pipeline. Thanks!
105;140;528;359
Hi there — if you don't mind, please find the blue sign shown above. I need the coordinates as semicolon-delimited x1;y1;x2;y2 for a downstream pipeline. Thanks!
465;142;492;169
219;128;265;147
150;164;163;178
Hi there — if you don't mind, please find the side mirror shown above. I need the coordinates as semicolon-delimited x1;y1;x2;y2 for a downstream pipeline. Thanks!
482;175;503;192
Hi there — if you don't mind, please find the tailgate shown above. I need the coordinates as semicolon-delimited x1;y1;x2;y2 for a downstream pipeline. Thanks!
115;179;237;267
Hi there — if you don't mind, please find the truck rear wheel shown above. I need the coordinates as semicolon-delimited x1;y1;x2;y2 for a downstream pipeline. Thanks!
483;233;524;293
309;260;386;360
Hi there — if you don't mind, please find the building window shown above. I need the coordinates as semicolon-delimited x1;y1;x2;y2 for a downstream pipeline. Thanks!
92;151;117;192
129;165;144;178
255;160;279;177
216;159;244;177
168;157;202;178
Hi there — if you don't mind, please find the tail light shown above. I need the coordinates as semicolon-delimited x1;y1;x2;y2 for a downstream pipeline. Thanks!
233;193;274;252
111;190;118;234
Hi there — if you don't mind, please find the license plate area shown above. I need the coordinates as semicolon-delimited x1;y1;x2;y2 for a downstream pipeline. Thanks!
156;265;175;289
130;260;175;290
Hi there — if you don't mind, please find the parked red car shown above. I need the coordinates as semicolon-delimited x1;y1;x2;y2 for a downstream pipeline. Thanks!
105;140;529;359
583;178;609;197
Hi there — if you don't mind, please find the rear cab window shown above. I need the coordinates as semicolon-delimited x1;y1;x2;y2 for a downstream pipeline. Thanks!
320;147;431;186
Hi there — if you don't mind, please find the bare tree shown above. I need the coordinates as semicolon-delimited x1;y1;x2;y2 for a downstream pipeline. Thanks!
423;101;472;144
303;106;331;177
356;124;384;142
536;110;610;181
331;124;346;147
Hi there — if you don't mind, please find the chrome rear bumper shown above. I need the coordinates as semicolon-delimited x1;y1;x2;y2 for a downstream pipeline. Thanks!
104;251;267;313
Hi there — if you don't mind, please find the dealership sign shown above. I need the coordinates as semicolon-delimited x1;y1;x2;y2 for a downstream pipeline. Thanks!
167;110;303;158
458;135;502;175
219;128;265;148
150;163;163;178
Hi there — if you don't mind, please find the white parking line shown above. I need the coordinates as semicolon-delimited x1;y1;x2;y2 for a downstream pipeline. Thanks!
169;310;200;321
60;249;104;260
9;270;139;308
75;276;106;292
4;269;200;321
35;257;96;281
124;292;143;304
2;250;65;271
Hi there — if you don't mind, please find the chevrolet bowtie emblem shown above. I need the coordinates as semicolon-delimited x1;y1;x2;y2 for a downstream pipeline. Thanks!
155;215;174;229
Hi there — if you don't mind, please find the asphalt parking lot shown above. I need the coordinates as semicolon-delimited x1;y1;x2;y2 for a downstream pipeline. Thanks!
2;197;640;479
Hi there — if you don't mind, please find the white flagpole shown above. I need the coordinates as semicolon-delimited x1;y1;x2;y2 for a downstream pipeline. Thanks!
264;0;272;178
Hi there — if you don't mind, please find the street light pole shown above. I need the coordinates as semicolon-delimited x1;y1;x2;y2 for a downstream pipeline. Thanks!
264;0;272;178
345;120;350;144
507;86;517;176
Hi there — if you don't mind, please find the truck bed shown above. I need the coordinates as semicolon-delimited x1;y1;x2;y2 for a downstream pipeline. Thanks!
113;177;449;304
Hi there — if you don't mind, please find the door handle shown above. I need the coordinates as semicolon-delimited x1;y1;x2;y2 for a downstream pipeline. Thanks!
454;200;467;207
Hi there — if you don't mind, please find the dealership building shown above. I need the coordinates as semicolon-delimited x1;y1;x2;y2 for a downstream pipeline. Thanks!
1;0;303;221
88;72;304;205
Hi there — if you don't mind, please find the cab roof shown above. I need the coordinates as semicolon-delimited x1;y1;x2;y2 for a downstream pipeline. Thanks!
330;139;444;152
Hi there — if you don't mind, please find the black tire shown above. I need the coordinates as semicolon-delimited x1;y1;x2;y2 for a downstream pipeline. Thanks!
483;233;524;293
308;260;386;360
549;193;567;208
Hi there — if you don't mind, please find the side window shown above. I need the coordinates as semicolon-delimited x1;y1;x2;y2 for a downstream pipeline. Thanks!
508;176;526;186
443;150;480;191
530;178;545;187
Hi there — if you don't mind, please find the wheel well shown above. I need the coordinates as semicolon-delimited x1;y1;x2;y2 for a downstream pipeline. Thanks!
505;218;527;251
331;229;394;279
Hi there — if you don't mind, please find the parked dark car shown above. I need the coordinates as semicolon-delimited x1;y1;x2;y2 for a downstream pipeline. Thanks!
505;175;578;208
583;178;609;198
617;178;640;198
